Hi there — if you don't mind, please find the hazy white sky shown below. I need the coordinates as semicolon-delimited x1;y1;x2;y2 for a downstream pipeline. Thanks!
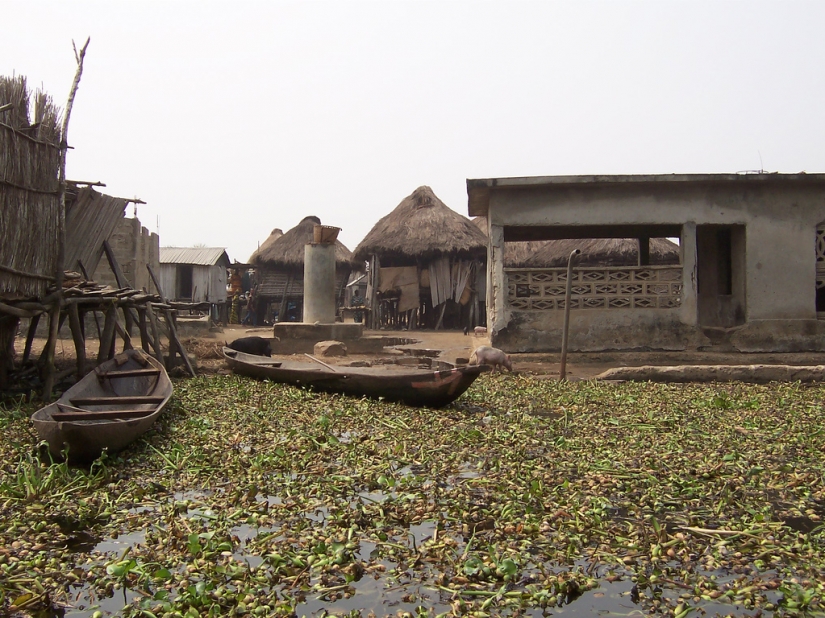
4;1;825;262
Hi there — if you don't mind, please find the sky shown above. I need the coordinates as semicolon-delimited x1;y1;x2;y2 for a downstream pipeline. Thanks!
4;1;825;263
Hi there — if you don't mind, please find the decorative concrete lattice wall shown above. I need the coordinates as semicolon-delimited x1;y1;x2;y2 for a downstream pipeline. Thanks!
506;266;683;310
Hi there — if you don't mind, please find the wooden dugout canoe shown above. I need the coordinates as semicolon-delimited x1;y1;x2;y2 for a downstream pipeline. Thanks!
223;347;486;408
31;349;173;462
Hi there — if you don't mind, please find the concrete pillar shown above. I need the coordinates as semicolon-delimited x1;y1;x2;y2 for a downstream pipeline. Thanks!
489;224;507;335
680;221;698;325
303;243;336;323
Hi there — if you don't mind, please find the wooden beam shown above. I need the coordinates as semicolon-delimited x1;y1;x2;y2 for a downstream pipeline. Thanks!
96;367;160;379
52;408;155;421
70;395;166;406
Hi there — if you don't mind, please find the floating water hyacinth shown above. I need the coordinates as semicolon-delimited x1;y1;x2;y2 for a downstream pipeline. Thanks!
0;375;823;616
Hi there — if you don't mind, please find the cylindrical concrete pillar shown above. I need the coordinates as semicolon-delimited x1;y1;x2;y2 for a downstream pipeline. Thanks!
303;243;336;323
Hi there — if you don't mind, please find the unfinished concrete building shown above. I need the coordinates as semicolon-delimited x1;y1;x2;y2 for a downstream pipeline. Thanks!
467;173;825;353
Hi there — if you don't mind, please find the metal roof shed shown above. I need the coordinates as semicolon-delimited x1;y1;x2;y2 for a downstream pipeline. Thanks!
159;247;231;303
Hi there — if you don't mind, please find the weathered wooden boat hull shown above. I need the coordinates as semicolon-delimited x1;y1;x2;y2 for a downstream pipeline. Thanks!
31;350;173;462
223;348;486;407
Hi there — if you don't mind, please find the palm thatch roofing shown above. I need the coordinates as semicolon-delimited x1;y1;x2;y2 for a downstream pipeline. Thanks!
471;217;547;267
251;216;352;269
248;228;283;263
472;217;680;267
352;186;487;265
523;237;680;267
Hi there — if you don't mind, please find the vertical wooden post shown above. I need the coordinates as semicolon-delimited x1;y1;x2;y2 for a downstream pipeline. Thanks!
145;304;164;365
23;313;41;364
147;265;195;377
67;302;86;379
98;304;117;364
136;307;150;351
41;303;61;396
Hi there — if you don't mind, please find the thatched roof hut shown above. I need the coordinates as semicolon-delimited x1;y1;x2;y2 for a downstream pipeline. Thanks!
354;187;488;329
248;228;283;264
252;217;352;269
522;237;680;268
252;217;353;316
353;186;487;265
472;217;680;267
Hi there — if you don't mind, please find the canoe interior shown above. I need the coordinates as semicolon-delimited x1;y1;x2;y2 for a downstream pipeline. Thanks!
30;349;173;462
223;347;486;408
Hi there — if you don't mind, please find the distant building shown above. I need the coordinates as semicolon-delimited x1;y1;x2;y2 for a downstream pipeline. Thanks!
159;247;230;303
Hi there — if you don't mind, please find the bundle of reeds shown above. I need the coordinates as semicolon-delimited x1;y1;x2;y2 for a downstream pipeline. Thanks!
0;75;62;298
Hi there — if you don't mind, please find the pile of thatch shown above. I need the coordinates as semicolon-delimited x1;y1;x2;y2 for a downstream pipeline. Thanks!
248;228;283;263
0;75;63;298
353;186;487;265
523;237;680;267
251;216;352;269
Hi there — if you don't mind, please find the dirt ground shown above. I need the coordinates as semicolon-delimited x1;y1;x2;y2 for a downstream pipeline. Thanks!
13;321;825;384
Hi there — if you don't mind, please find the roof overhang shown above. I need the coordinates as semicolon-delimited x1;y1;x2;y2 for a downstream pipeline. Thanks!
467;172;825;218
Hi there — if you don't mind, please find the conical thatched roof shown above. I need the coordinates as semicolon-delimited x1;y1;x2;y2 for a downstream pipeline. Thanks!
472;217;680;267
250;216;352;269
352;186;487;264
248;227;283;263
523;237;680;268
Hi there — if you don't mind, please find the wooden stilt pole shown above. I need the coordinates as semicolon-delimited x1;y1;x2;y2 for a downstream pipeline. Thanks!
23;313;41;364
98;304;117;364
67;302;86;379
41;303;61;396
145;304;164;365
147;266;195;377
136;307;150;351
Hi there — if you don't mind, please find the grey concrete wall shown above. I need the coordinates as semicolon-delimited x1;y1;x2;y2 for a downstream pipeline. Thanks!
495;307;710;353
92;217;159;292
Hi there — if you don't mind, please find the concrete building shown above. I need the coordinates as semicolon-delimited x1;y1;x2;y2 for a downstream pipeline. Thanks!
467;173;825;353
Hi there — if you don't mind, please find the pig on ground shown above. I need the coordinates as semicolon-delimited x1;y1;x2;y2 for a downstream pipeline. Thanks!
474;326;487;336
227;336;272;357
469;346;512;372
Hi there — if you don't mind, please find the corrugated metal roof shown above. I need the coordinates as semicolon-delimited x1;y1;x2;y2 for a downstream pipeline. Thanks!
160;247;231;266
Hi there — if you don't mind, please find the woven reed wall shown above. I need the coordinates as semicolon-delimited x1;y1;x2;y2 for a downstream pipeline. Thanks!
0;75;61;298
